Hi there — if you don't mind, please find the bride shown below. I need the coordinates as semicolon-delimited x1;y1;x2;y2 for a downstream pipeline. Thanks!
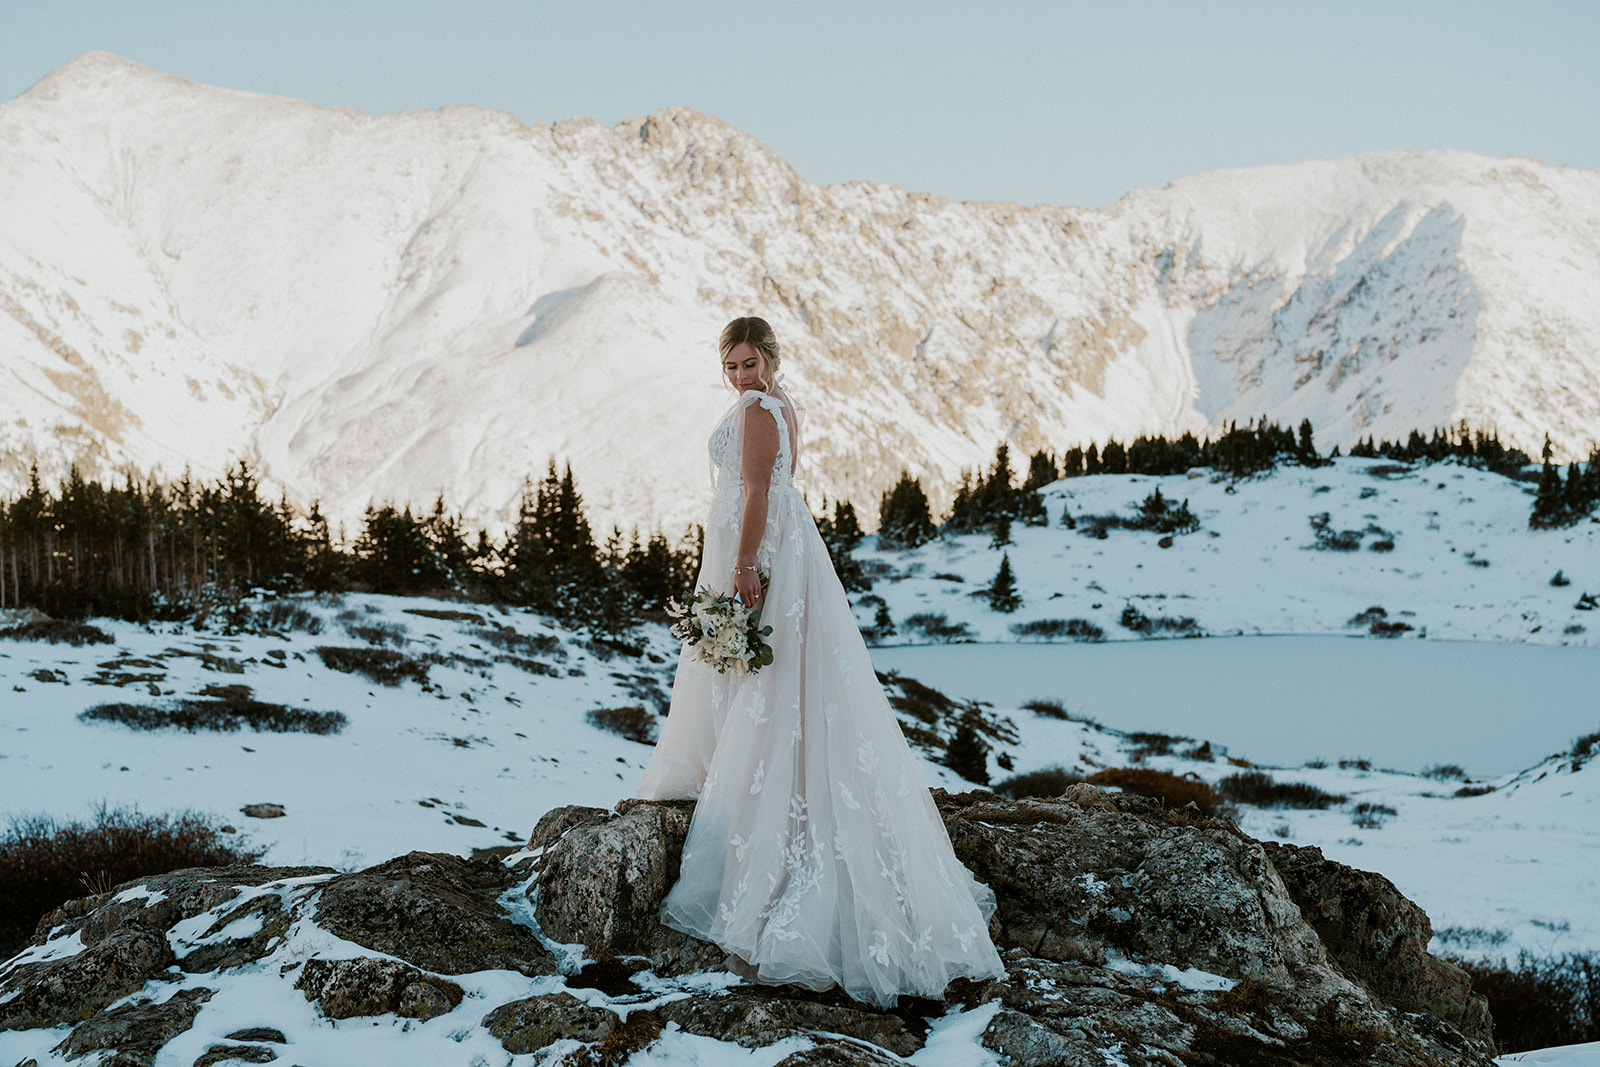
635;316;1005;1007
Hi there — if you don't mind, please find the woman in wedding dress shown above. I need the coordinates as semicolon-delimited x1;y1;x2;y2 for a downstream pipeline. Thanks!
635;316;1005;1007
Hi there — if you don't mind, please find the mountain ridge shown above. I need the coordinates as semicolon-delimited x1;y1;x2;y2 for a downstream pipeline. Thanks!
3;52;1597;532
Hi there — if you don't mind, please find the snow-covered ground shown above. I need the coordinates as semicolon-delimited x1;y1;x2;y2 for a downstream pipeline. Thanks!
3;456;1598;1063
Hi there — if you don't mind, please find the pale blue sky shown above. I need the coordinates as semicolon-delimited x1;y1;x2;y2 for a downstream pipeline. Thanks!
5;1;1596;208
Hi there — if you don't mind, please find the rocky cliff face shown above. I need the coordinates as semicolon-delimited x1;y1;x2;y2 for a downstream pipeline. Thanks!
3;52;1598;531
0;785;1494;1065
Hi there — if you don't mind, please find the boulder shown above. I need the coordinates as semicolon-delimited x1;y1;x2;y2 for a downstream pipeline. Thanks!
936;789;1342;993
193;1045;279;1065
0;926;176;1030
294;956;463;1020
222;1028;286;1044
239;804;285;819
1263;840;1493;1044
529;798;722;974
30;865;332;953
0;790;1500;1067
50;986;214;1067
481;992;620;1053
2;866;330;1032
771;1041;905;1066
653;991;923;1055
311;851;557;976
176;891;293;972
529;791;1497;1066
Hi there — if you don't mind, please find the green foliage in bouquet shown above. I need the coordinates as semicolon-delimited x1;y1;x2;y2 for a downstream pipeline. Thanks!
667;574;775;674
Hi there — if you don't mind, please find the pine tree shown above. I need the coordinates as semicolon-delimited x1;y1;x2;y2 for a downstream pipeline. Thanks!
816;499;869;592
1530;436;1568;529
1101;439;1127;475
1297;419;1319;464
354;504;446;596
989;514;1012;549
1023;449;1058;491
877;472;937;549
944;720;989;784
872;601;894;639
987;552;1021;613
299;501;347;593
423;494;472;591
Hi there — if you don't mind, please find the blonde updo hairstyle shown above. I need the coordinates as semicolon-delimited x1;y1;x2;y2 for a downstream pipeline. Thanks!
719;316;781;393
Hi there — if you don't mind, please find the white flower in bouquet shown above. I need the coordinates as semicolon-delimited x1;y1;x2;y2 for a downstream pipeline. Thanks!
668;576;775;674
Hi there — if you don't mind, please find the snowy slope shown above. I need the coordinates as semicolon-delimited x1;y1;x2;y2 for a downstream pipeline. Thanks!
2;591;1595;966
2;458;1597;966
3;52;1599;535
4;460;1600;1064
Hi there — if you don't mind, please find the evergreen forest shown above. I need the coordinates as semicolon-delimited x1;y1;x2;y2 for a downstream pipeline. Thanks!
2;416;1593;631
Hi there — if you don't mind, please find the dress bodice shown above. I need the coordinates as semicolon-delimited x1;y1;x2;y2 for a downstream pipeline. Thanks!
709;391;797;495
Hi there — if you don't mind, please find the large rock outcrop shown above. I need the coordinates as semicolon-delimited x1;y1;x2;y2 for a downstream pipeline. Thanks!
0;789;1496;1066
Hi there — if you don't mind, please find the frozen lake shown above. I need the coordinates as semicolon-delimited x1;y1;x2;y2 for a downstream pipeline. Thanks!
869;636;1600;778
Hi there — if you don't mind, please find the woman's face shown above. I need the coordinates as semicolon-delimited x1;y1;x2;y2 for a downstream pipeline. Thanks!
723;342;765;393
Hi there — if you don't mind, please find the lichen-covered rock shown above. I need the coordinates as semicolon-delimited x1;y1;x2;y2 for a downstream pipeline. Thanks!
529;798;723;974
653;991;923;1056
481;992;620;1054
936;788;1344;994
528;793;1496;1066
311;851;556;976
0;926;176;1030
28;865;332;954
222;1028;286;1044
0;790;1500;1067
771;1040;905;1066
982;1006;1103;1067
50;987;214;1067
176;892;293;973
294;956;463;1020
1262;839;1493;1044
193;1044;279;1066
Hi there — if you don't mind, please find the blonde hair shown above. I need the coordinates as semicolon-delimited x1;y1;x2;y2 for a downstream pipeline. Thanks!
718;316;780;392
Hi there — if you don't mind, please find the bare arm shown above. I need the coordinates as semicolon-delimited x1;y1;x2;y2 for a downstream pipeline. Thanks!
733;401;780;607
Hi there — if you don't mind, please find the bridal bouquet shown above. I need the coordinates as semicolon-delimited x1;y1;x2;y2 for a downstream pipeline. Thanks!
667;579;775;674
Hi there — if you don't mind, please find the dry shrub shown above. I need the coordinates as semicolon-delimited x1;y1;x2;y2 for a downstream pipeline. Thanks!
993;766;1084;799
471;626;564;659
901;613;975;643
1218;771;1346;810
587;706;658;745
315;645;430;687
341;620;408;646
1350;802;1398;828
405;608;486;624
0;804;265;958
883;674;958;725
1009;618;1106;642
0;619;114;646
247;600;324;634
1088;767;1231;817
80;698;347;735
1453;951;1600;1054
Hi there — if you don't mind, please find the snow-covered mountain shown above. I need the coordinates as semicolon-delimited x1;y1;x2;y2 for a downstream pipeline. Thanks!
4;51;1599;533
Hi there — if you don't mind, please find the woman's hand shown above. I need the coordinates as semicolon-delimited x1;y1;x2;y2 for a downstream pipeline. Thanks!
733;564;763;609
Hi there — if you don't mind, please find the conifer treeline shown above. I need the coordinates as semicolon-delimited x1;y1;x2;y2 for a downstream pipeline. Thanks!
877;418;1591;545
0;460;699;629
880;418;1333;547
1529;437;1600;529
3;418;1585;624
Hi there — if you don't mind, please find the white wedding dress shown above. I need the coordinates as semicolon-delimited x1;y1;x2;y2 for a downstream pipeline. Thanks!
636;385;1006;1007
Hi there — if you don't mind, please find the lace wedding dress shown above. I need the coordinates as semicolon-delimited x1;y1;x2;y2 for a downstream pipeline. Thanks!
635;385;1005;1007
